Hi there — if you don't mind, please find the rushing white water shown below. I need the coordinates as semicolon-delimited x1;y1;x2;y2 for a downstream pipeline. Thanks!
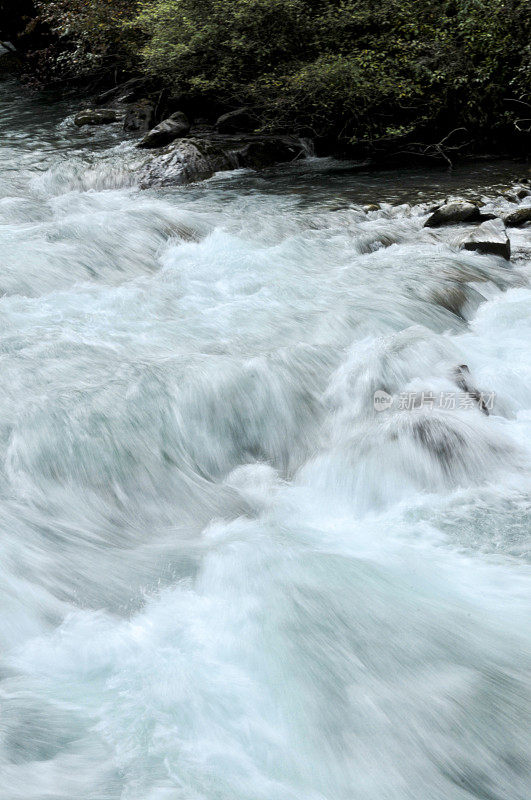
0;79;530;800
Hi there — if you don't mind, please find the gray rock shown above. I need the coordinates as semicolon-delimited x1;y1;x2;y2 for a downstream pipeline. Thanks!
139;138;234;187
504;206;531;227
74;108;121;127
424;202;480;228
458;219;511;260
123;100;155;133
139;135;308;188
452;364;489;415
137;112;190;149
216;108;256;134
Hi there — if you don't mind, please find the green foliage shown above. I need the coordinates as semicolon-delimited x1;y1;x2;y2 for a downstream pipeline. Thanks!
35;0;531;147
131;0;530;144
35;0;140;76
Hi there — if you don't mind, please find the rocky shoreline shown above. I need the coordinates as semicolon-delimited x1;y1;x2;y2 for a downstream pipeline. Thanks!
421;199;531;261
22;72;525;263
64;77;530;196
71;92;531;257
72;86;312;188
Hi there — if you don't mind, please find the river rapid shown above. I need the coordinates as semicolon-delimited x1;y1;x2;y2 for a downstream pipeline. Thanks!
0;79;530;800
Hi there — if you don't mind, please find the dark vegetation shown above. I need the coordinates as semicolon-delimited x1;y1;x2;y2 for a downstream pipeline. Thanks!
1;0;530;160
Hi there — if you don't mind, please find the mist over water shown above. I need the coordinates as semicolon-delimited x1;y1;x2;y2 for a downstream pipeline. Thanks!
0;80;530;800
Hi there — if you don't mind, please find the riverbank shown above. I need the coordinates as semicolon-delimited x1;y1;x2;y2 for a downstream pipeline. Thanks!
2;0;530;165
0;55;528;194
50;78;531;208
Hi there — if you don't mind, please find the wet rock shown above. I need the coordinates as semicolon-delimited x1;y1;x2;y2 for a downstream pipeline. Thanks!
516;188;530;199
458;219;511;261
74;108;121;127
216;108;256;134
363;203;380;212
429;284;468;318
452;364;489;415
424;202;480;228
412;416;468;470
139;138;233;186
123;100;155;133
476;212;498;222
139;135;308;188
137;112;190;148
504;206;531;227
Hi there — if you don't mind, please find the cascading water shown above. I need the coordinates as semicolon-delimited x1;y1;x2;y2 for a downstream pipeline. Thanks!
0;78;529;800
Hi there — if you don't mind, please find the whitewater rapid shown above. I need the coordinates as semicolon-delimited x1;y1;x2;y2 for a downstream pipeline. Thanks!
0;80;530;800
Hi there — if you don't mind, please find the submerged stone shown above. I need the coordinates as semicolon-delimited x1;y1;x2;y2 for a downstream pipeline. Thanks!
458;219;511;260
452;364;490;415
74;108;122;127
504;206;531;227
424;201;480;228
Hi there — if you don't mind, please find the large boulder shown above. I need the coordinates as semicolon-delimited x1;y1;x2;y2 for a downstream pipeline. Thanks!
123;100;155;133
74;108;122;127
458;219;511;261
216;108;256;134
424;201;480;228
139;138;234;187
137;111;190;148
504;206;531;227
138;134;308;188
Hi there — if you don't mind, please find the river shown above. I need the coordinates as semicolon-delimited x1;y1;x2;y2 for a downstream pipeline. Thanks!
0;78;530;800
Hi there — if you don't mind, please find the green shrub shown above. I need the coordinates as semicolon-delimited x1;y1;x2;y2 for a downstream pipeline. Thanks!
132;0;529;144
35;0;139;76
32;0;531;149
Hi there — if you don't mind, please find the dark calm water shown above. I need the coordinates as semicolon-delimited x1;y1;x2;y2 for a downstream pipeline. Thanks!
0;78;530;800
